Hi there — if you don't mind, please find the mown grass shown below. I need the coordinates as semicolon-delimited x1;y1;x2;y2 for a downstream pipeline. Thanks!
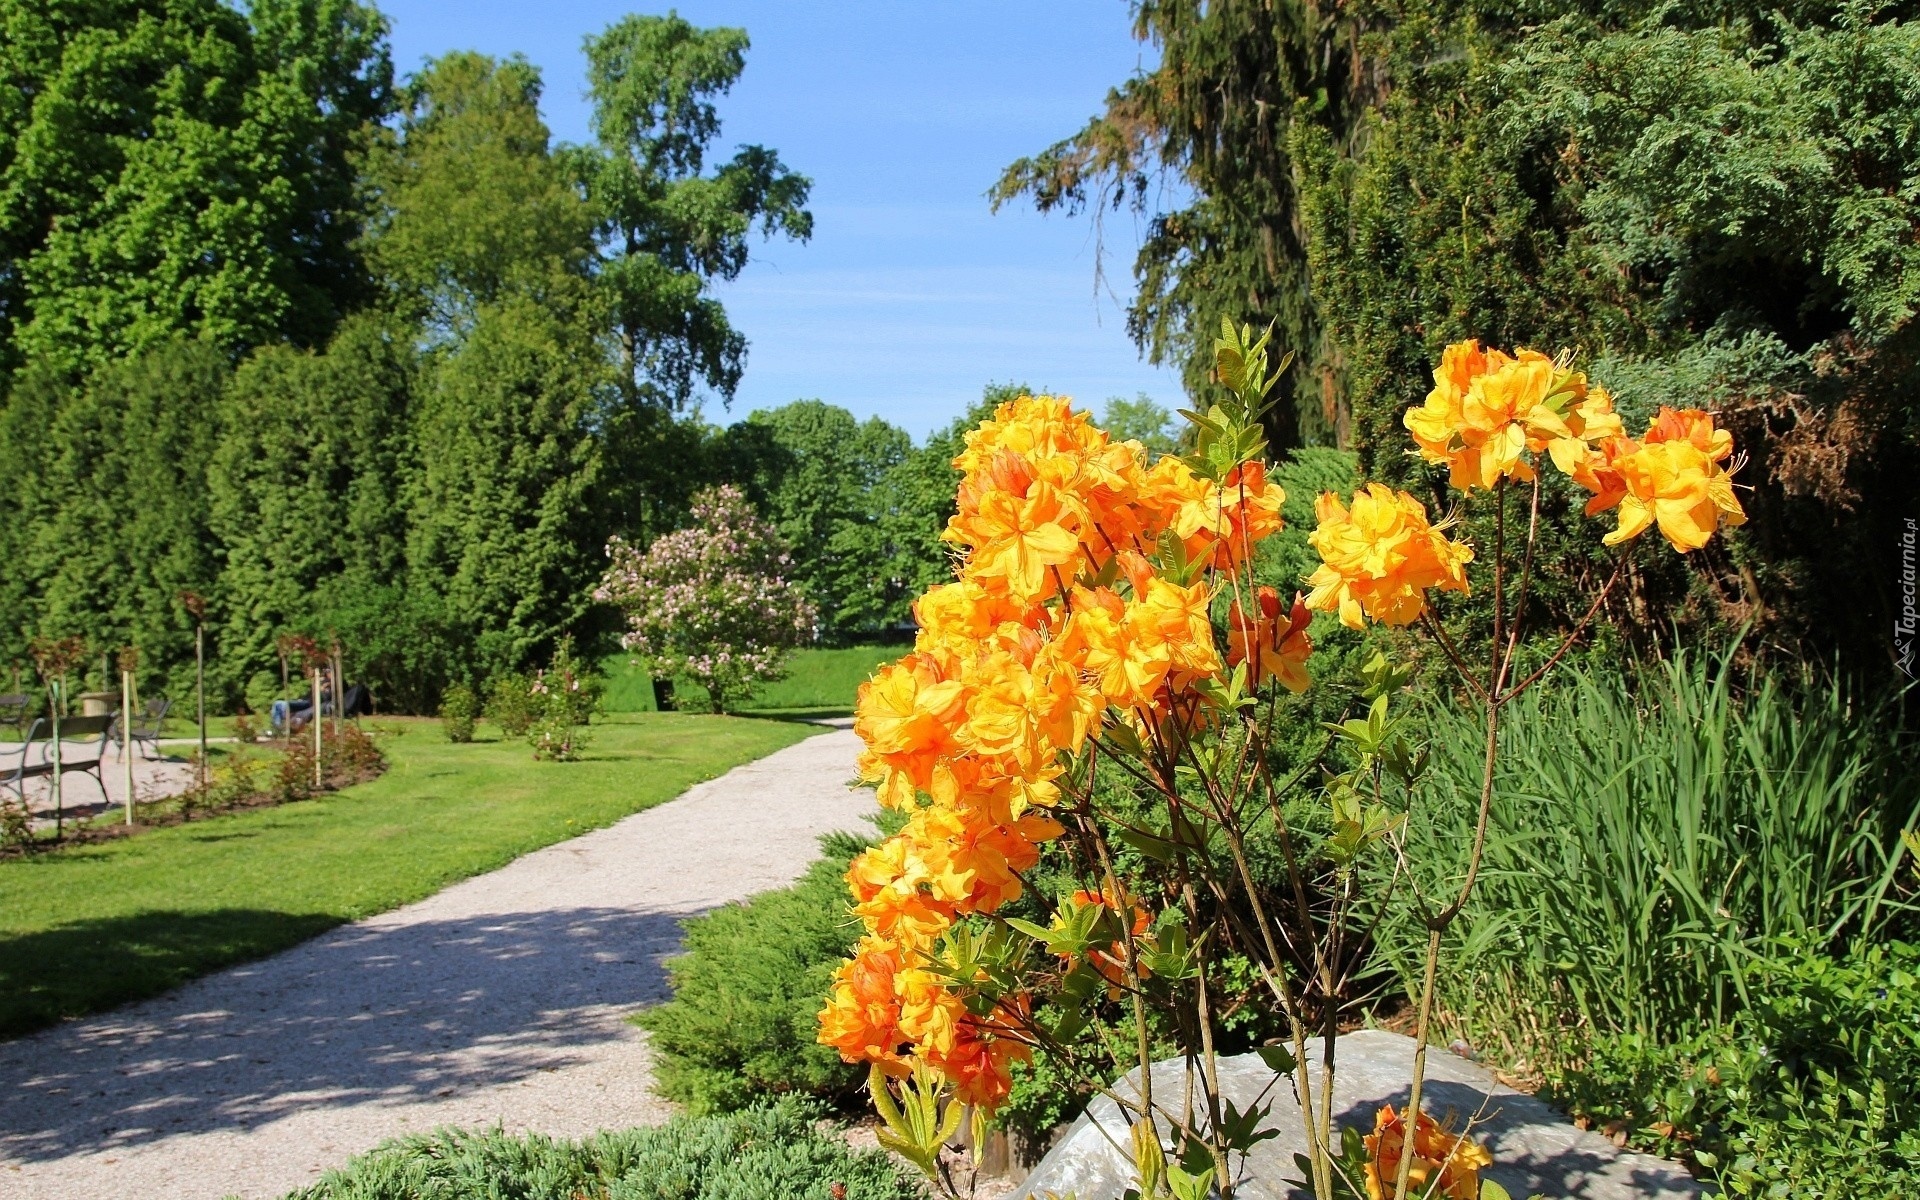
602;644;899;714
0;712;817;1038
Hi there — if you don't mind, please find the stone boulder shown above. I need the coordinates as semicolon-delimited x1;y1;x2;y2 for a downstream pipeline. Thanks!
1014;1031;1703;1199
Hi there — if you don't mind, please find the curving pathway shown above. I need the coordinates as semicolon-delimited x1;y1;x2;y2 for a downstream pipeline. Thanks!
0;724;873;1199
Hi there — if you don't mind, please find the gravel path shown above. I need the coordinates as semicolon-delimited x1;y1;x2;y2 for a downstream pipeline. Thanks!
0;724;873;1199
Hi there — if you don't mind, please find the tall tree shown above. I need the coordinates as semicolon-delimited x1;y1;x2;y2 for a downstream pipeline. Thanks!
208;312;418;702
9;341;225;697
358;50;595;335
991;1;1373;449
735;401;912;640
0;0;392;373
997;1;1920;673
362;51;616;684
573;13;813;408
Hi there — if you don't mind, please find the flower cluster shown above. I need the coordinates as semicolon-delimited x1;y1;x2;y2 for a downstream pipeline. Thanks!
1304;485;1474;630
1406;339;1745;554
1361;1105;1494;1200
818;394;1303;1111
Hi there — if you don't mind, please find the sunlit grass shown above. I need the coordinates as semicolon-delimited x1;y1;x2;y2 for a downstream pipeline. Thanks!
0;712;818;1038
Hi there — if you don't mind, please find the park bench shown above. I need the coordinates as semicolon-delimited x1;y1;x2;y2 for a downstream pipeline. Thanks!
128;697;170;760
0;714;116;805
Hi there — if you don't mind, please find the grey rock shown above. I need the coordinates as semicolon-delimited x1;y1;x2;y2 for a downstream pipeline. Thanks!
1015;1030;1704;1200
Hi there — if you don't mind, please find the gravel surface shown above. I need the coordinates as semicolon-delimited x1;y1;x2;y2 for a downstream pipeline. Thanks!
0;724;873;1199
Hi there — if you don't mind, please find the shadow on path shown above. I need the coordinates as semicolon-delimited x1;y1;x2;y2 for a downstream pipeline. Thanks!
0;902;700;1164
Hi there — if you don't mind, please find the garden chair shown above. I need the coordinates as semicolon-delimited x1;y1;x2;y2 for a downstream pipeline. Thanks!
1;714;116;806
129;697;170;760
0;694;28;737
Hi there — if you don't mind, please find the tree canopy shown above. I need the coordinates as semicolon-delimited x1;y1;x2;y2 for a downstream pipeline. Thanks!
997;1;1920;672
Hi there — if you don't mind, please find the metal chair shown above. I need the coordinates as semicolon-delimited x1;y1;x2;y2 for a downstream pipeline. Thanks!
129;697;170;760
0;694;29;737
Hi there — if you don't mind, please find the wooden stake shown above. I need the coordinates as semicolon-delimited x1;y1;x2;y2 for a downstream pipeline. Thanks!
121;668;135;826
195;621;207;793
49;677;62;840
312;667;323;789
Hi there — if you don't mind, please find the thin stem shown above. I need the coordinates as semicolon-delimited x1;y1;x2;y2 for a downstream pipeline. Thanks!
1392;927;1446;1200
1499;559;1627;702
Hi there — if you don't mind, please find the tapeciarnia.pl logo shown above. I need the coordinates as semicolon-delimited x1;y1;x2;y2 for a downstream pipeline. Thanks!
1899;517;1918;678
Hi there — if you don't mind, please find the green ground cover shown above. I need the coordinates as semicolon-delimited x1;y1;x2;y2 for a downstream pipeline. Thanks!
0;712;816;1038
602;644;897;714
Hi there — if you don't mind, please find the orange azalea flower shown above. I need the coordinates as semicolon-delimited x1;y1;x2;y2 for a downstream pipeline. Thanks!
1575;408;1745;553
1227;587;1313;693
1174;460;1287;568
895;966;968;1058
1305;485;1474;629
948;478;1082;604
926;1021;1032;1110
1361;1104;1494;1200
818;937;910;1070
854;653;967;806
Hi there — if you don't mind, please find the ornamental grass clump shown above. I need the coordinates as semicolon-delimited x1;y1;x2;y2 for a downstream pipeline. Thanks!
598;485;816;714
817;320;1747;1200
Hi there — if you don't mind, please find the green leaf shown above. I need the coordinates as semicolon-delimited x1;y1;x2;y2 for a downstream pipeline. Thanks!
1257;1043;1298;1075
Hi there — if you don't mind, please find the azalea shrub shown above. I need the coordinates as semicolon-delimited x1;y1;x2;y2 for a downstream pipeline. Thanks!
599;485;816;714
816;321;1746;1200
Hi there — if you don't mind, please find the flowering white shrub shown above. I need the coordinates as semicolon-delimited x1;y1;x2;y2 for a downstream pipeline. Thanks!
597;485;817;713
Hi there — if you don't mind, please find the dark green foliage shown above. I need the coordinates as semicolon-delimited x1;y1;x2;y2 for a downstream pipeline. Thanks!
0;0;392;373
0;340;225;700
406;291;613;684
991;1;1362;448
1544;939;1920;1198
283;1099;922;1200
727;401;915;640
208;313;420;703
1381;652;1919;1044
438;683;476;743
637;831;870;1113
1004;1;1920;673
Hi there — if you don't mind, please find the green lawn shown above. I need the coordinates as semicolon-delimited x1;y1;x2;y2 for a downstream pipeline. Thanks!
0;712;818;1038
602;644;900;715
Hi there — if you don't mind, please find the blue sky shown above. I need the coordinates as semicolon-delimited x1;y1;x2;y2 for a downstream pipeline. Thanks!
377;0;1182;440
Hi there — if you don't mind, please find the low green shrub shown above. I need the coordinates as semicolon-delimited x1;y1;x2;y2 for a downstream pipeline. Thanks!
1544;939;1920;1198
638;831;870;1113
438;683;477;743
284;1099;922;1199
484;672;537;736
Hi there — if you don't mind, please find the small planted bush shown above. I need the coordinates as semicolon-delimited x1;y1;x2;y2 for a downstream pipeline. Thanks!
484;672;537;736
527;637;599;762
283;1099;922;1200
638;832;871;1113
438;683;477;743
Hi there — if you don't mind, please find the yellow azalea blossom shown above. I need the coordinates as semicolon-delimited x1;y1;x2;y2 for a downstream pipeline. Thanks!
1407;340;1622;493
821;390;1300;1116
1573;407;1745;553
1305;484;1474;629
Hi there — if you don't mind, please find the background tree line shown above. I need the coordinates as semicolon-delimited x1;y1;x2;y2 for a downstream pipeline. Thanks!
996;0;1920;679
0;0;978;711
